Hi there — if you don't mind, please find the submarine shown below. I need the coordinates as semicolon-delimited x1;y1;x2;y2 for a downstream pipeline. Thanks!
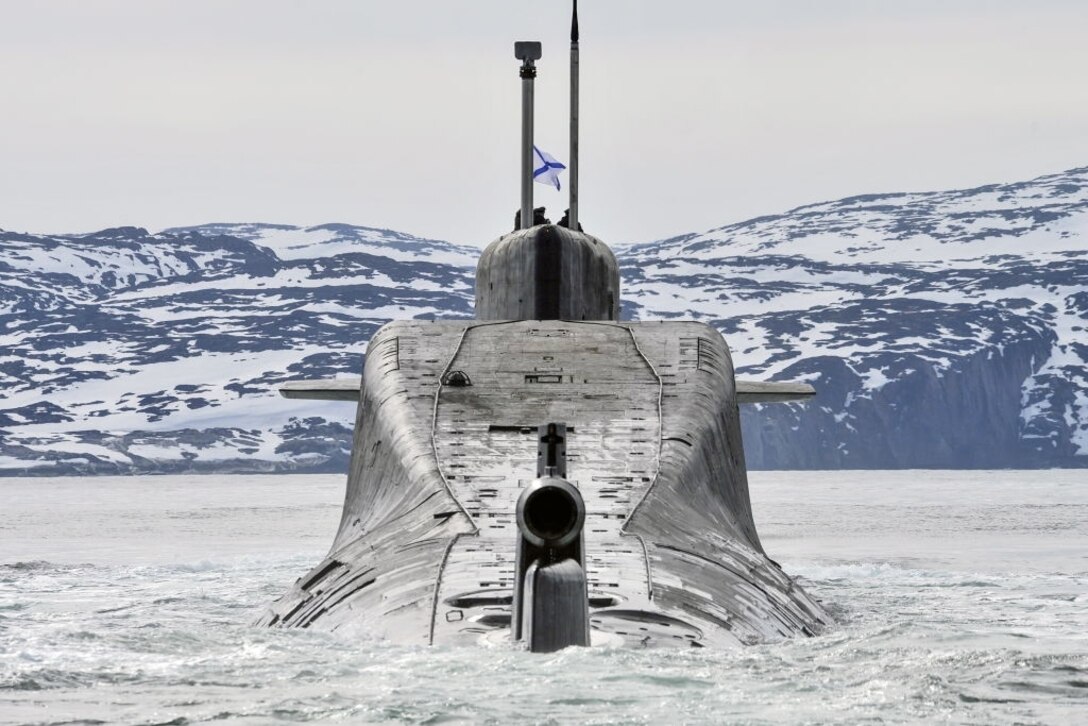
258;5;829;651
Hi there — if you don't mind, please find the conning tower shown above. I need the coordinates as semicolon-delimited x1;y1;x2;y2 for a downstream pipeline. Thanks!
475;226;620;321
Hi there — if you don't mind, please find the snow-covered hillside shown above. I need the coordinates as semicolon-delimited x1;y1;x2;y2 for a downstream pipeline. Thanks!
1;168;1085;474
622;166;1088;468
0;224;476;474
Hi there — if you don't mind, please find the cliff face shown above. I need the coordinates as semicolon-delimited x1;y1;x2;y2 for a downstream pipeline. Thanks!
1;168;1086;474
621;167;1088;470
739;323;1056;469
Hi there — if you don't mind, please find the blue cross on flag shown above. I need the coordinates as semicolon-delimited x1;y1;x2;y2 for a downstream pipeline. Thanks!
533;146;566;191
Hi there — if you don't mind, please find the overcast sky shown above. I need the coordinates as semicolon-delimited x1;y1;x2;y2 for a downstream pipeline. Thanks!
1;1;1086;247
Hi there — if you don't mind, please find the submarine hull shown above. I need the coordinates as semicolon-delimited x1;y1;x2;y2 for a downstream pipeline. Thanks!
257;319;829;647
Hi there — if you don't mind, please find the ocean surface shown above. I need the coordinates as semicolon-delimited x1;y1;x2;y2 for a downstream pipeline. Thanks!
1;470;1085;725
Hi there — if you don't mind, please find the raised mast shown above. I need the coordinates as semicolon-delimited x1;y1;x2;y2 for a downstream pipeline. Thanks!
515;42;542;230
568;0;580;231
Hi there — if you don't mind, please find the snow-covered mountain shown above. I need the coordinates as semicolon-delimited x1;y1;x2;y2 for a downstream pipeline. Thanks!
623;168;1087;468
1;168;1085;474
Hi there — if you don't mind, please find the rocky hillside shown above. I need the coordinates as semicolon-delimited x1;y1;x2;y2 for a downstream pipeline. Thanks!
1;168;1085;474
622;167;1087;468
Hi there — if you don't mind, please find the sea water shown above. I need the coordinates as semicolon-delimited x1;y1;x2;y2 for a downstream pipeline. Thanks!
1;471;1085;725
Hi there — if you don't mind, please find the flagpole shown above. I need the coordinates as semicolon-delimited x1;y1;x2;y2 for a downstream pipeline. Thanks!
568;0;580;231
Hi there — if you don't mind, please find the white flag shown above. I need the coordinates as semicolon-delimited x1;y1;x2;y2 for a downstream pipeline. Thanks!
533;146;566;191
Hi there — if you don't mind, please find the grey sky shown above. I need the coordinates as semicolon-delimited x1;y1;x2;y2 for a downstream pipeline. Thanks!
2;1;1086;247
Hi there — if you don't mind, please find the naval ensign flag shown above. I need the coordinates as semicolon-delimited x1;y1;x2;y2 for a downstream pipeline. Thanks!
533;146;567;191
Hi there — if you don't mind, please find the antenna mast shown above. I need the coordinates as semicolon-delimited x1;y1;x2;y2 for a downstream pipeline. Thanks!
568;0;580;230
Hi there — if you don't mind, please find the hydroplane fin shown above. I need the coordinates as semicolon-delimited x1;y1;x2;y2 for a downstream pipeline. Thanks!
279;377;812;404
735;380;815;403
279;378;361;401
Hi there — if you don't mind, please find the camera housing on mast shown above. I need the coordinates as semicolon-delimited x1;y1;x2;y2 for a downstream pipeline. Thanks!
514;41;542;63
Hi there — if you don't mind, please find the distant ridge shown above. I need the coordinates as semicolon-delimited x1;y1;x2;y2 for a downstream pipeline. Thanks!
1;167;1085;474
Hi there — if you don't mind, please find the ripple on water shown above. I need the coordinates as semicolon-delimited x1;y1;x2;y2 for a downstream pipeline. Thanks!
2;473;1087;725
2;569;1086;725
